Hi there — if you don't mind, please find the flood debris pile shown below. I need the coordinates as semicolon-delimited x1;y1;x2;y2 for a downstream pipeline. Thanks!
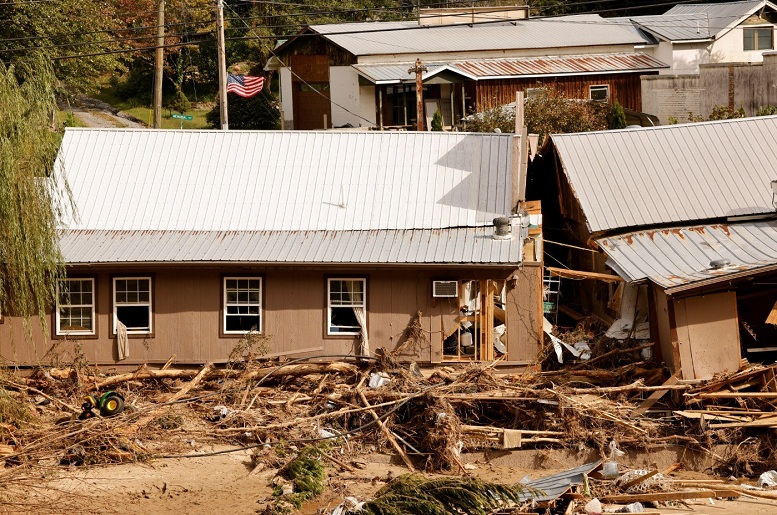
1;336;777;513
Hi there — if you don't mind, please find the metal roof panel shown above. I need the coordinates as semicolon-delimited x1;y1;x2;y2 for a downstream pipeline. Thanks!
598;221;777;288
56;129;513;233
60;229;522;265
550;116;777;234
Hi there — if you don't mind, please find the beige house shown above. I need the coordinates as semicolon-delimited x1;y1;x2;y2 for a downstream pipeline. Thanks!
0;129;543;368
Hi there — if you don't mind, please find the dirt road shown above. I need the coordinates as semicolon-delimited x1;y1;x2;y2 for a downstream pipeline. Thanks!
63;96;145;128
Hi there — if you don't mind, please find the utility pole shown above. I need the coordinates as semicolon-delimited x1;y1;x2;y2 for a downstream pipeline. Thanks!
153;0;165;128
408;59;427;131
216;0;229;130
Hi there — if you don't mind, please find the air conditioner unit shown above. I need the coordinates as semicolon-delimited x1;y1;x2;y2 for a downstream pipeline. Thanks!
432;280;458;298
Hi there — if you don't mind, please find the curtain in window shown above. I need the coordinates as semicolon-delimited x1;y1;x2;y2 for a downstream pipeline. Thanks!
116;319;129;360
352;306;369;356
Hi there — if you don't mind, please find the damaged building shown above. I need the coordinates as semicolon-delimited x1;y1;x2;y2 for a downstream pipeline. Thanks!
0;129;543;368
535;115;777;380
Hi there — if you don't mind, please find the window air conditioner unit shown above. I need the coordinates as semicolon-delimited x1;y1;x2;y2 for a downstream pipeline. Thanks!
432;280;458;298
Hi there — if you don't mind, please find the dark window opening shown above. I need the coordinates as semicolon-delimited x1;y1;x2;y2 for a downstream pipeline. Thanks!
330;307;359;332
117;306;150;331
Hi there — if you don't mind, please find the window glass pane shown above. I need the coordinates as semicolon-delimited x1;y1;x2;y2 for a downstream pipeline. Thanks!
590;86;608;102
116;279;127;292
758;28;773;49
745;29;756;50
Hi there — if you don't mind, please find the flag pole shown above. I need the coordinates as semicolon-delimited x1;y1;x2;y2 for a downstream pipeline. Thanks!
216;0;229;130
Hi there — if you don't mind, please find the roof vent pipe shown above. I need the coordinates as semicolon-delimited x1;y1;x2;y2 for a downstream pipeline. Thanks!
709;258;731;270
493;217;512;240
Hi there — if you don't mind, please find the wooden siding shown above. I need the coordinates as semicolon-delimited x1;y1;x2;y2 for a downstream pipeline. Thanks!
469;72;656;112
277;34;355;67
0;265;542;367
505;264;542;364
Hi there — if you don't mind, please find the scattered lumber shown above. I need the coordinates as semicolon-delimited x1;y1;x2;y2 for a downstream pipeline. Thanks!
600;489;741;502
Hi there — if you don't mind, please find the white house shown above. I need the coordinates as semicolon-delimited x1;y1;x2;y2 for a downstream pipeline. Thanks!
623;0;777;74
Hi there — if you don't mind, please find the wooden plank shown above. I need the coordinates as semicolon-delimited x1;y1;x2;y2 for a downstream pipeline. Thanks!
358;390;415;472
685;292;741;380
545;267;624;282
620;469;659;491
631;370;682;418
690;392;777;399
600;490;740;502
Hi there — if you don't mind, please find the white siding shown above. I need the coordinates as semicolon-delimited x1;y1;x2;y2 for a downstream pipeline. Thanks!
329;66;362;128
359;85;377;127
280;67;294;130
712;23;777;64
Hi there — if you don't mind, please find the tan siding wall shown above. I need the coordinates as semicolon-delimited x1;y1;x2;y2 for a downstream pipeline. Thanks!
505;264;542;363
0;266;542;367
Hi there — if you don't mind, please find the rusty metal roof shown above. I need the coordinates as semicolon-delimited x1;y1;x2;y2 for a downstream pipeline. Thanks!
597;221;777;291
452;52;667;78
59;228;522;266
353;53;667;84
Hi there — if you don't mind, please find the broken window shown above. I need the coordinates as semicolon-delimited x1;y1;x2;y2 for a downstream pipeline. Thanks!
442;280;507;361
327;278;366;335
113;277;152;334
224;277;262;334
56;278;95;336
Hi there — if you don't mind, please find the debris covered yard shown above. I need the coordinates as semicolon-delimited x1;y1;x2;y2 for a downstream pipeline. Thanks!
5;330;777;515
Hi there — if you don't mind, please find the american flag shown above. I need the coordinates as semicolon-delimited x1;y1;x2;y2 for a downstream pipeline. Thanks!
226;74;265;98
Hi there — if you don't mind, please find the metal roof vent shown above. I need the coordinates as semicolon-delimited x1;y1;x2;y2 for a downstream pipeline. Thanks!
771;180;777;209
709;258;731;270
493;217;512;240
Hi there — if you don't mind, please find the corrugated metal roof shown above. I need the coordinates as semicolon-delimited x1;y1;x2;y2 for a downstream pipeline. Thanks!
550;116;777;234
453;52;667;78
55;129;513;232
309;15;651;56
59;228;522;265
628;14;713;41
354;53;667;83
519;461;602;503
597;221;777;289
352;61;452;83
664;1;771;38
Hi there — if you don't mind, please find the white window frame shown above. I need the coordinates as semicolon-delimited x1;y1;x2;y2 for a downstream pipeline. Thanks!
744;26;774;51
113;276;152;335
525;87;543;99
327;278;366;336
223;277;263;334
589;84;610;102
55;278;96;336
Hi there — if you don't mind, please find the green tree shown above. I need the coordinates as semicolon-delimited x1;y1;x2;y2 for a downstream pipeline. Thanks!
0;57;69;326
206;88;281;130
431;110;443;131
0;1;124;93
609;101;627;130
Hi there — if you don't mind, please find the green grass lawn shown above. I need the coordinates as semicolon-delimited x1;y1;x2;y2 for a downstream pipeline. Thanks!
93;89;212;129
